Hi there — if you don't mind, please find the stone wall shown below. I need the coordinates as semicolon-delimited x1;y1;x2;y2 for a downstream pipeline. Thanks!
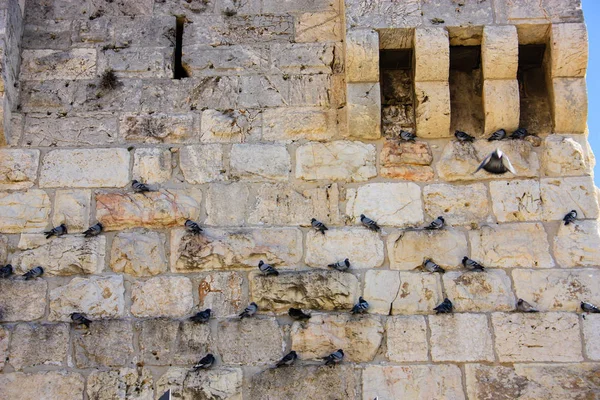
0;0;599;398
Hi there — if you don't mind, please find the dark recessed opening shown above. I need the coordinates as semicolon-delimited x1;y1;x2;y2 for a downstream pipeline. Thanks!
174;16;189;79
380;49;415;137
449;45;484;135
518;44;551;134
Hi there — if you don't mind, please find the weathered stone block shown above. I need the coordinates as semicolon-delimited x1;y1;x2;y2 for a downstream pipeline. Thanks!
217;318;284;365
385;316;428;362
198;272;245;317
550;23;588;78
482;25;518;80
21;49;96;80
0;326;7;371
363;270;401;314
443;270;516;312
380;165;435;181
381;140;433;166
183;45;268;77
52;190;91;232
551;77;587;133
0;279;47;322
489;180;542;222
111;230;167;276
0;371;84;400
345;0;422;29
414;27;449;81
120;113;195;143
97;47;171;78
296;141;376;181
305;228;384;269
423;183;490;225
414;81;451;138
87;368;154;400
131;276;194;318
0;149;39;190
200;109;261;143
422;0;494;26
133;148;172;183
346;29;379;82
295;12;341;43
0;189;51;233
179;144;226;184
272;43;335;74
157;367;243;400
392;272;442;314
346;83;381;139
429;314;494;362
582;314;600;360
541;177;598;221
483;79;520;134
493;0;583;24
262;107;336;142
9;323;69;370
74;320;134;368
251;270;359;312
238;75;287;108
230;144;290;180
554;220;600;268
23;113;118;147
0;235;6;265
205;183;249;226
543;134;590;177
492;312;583;362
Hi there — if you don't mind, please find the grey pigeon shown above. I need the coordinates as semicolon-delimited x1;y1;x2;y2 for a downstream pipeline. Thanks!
185;219;203;234
516;299;539;313
423;259;445;273
258;260;279;276
132;179;151;193
328;258;350;272
462;256;485;272
0;264;13;279
190;308;211;323
311;218;328;234
360;214;380;232
399;130;416;142
563;210;577;225
474;149;516;175
70;312;92;328
239;302;258;319
45;223;67;239
322;349;344;366
193;354;215;371
288;308;311;321
425;216;445;230
351;297;369;314
23;266;44;280
455;130;475;142
276;351;298;367
581;301;600;313
83;223;103;238
510;128;528;140
487;129;506;141
434;298;453;314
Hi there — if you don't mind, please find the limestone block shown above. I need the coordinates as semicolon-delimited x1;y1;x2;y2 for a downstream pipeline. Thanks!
582;314;600;360
465;363;600;400
443;270;516;312
385;316;428;362
262;107;336;142
157;367;243;400
23;113;118;147
0;149;39;190
0;326;7;371
345;182;423;226
200;109;261;143
363;365;465;400
541;177;598;221
493;0;583;24
305;228;384;269
96;189;201;230
179;144;226;184
230;144;290;181
489;180;542;222
0;189;51;233
291;314;383;362
48;275;125;321
0;280;47;322
120;113;195;143
423;183;490;225
9;323;69;370
74;320;134;368
111;230;167;276
12;234;105;276
250;270;359;312
296;141;376;181
198;272;245;317
414;27;449;81
87;368;154;400
286;74;332;107
388;229;468;270
429;313;494;362
543;135;590;176
346;29;379;82
238;75;287;108
97;47;171;78
550;23;588;78
554;220;600;268
21;49;96;80
182;45;268;76
52;190;91;232
205;183;249;226
40;148;129;188
263;0;337;13
0;235;7;264
482;25;518;80
551;77;587;133
273;43;335;74
347;83;381;139
295;12;341;43
380;165;435;181
392;272;442;314
483;79;520;134
381;140;433;166
139;319;210;365
470;223;554;268
133;148;172;183
345;0;422;29
0;371;84;400
217;318;284;365
414;81;451;137
172;227;301;272
492;312;583;362
363;270;401;314
131;276;194;318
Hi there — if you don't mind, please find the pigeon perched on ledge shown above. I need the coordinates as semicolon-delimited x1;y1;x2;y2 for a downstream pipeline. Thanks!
193;354;215;371
424;216;445;230
239;302;258;319
360;214;380;232
487;129;506;141
190;309;211;323
563;210;577;225
399;130;416;142
185;219;203;234
0;264;13;279
276;351;298;367
516;299;539;313
45;224;67;239
462;257;485;272
311;218;328;234
423;259;445;274
71;312;92;328
581;302;600;313
83;222;103;238
132;180;152;193
288;308;311;321
328;258;350;272
454;130;475;142
322;349;344;366
434;298;453;314
258;260;279;276
23;266;44;280
351;297;369;314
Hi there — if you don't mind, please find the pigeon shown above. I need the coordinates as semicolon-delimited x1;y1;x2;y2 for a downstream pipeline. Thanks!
423;259;445;274
70;312;92;328
239;302;258;319
328;258;350;272
399;130;416;142
193;354;215;371
455;130;475;142
288;308;311;321
474;149;516;175
487;129;506;141
322;349;344;366
510;128;528;140
132;179;151;193
462;256;485;272
23;266;44;280
311;218;328;234
44;224;67;239
425;216;445;230
0;264;13;279
258;260;279;276
351;297;369;314
190;309;211;323
581;301;600;313
83;223;103;238
516;299;539;313
563;210;577;225
185;219;203;234
360;214;380;232
434;298;453;314
276;351;298;367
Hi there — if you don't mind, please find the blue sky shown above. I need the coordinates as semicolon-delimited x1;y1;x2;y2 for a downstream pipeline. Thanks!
583;0;599;184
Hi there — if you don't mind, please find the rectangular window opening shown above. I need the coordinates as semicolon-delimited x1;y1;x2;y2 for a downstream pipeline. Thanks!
174;16;190;79
380;49;415;138
449;45;484;136
518;44;552;134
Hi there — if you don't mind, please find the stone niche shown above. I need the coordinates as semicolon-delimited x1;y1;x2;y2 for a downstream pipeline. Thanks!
380;48;415;138
518;42;553;135
449;45;484;136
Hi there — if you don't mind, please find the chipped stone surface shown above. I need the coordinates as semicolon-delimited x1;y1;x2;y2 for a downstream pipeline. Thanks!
131;276;194;318
347;83;381;140
381;140;433;166
296;141;376;181
582;314;600;360
21;48;96;80
363;270;401;314
482;25;518;80
443;270;516;312
483;79;520;135
0;279;47;322
489;180;542;222
380;165;435;181
392;272;442;314
205;183;249;226
198;272;245;317
0;371;85;400
414;81;451;138
540;177;599;221
74;320;134;368
230;144;290;181
0;326;7;371
423;183;490;225
554;220;600;268
295;12;342;43
179;144;226;184
550;23;588;78
200;109;260;143
23;113;118;147
52;190;91;232
414;27;449;81
543;135;590;177
0;149;39;190
9;323;69;370
429;314;494;362
385;316;428;362
0;189;51;233
133;148;172;183
111;230;167;276
305;228;384;269
120;113;195;144
87;368;154;400
551;77;587;133
262;107;336;142
217;318;284;365
346;29;379;82
156;367;243;400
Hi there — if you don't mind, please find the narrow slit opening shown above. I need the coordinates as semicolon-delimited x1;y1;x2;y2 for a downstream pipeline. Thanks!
380;49;415;138
518;44;551;134
174;16;189;79
449;45;484;136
